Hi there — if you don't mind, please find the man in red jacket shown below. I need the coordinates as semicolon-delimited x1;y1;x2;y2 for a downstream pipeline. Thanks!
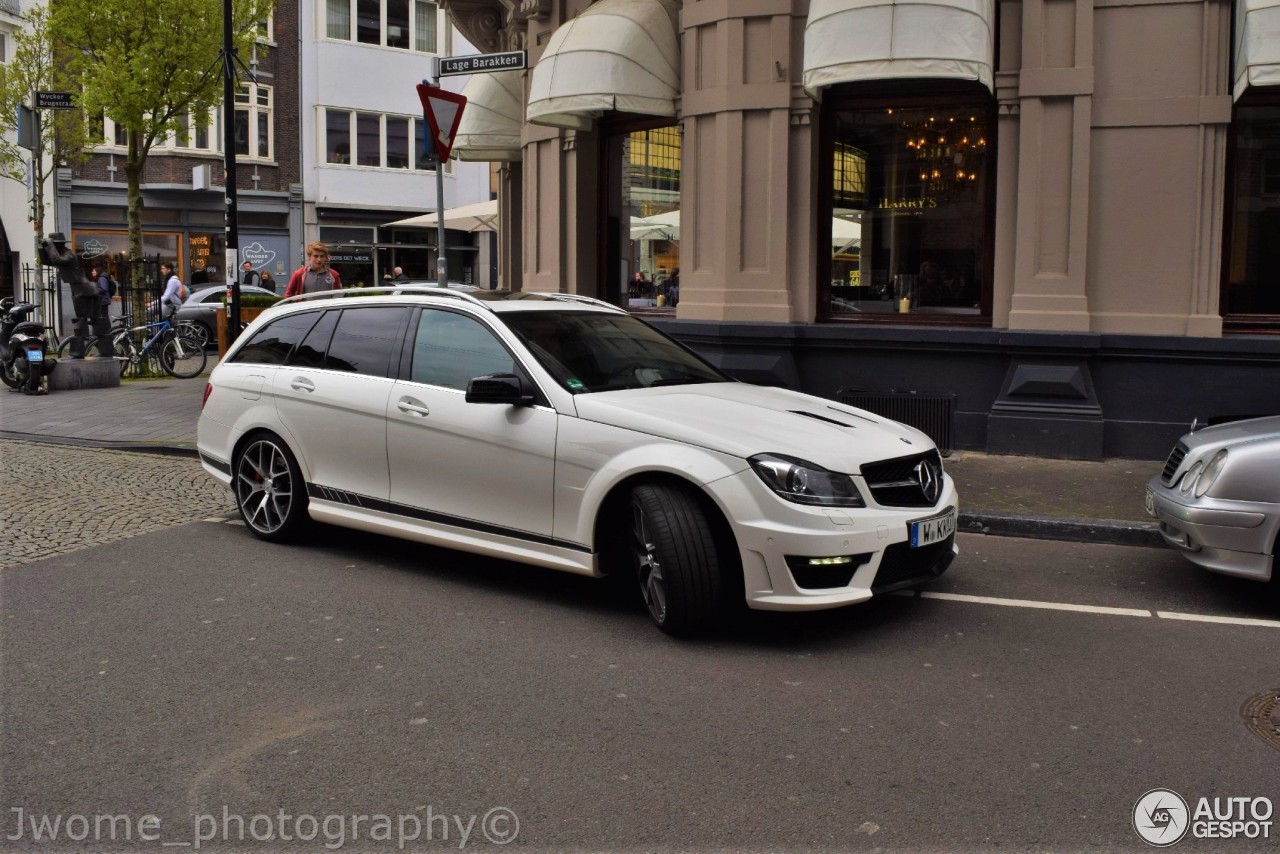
284;241;342;297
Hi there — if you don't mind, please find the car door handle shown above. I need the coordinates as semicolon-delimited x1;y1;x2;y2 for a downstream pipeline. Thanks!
290;378;315;393
397;398;430;417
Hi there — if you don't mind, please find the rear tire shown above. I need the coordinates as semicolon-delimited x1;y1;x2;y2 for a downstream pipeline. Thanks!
0;360;17;389
234;433;310;542
630;483;723;635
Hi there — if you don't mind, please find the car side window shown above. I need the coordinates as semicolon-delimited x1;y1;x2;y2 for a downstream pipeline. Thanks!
229;312;321;365
200;291;223;304
410;309;515;391
288;310;338;369
324;307;408;378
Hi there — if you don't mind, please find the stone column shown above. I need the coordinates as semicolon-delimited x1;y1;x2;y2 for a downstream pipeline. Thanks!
678;0;815;322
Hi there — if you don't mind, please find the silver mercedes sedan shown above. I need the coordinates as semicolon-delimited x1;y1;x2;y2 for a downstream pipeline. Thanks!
1146;416;1280;583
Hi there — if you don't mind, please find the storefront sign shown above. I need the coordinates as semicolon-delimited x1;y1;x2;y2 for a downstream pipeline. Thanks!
189;234;213;271
877;197;939;211
329;250;372;264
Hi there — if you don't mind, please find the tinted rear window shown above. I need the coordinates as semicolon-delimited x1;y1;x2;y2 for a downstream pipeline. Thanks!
324;307;408;377
229;312;321;365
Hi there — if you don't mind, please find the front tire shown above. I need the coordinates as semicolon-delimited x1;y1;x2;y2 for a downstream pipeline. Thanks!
234;434;310;542
630;483;724;635
0;360;17;389
161;334;207;378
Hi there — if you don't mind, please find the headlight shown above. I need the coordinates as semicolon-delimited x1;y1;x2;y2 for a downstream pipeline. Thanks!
1179;461;1203;495
1194;449;1228;497
748;454;865;507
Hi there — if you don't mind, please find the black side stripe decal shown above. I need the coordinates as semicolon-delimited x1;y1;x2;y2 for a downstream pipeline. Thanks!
200;452;232;476
305;483;591;554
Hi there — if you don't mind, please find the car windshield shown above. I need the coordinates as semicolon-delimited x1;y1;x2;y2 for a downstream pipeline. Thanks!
503;311;729;394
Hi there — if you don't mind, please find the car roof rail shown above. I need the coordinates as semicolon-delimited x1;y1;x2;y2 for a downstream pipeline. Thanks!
540;292;627;313
276;286;494;311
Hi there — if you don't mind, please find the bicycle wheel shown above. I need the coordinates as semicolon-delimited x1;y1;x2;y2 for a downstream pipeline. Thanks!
177;320;209;348
161;333;207;378
115;336;139;377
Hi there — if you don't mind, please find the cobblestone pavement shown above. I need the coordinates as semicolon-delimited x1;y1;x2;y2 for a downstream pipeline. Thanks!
1;441;235;570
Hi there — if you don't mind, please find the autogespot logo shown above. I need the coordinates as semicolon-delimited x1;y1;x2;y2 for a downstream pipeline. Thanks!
1134;789;1191;847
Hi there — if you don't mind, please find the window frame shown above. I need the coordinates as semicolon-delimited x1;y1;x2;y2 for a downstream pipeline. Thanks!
234;82;274;162
323;107;449;172
323;0;441;54
816;81;998;327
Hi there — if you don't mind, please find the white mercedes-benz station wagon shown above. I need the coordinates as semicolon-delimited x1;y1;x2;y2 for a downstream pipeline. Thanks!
197;287;958;635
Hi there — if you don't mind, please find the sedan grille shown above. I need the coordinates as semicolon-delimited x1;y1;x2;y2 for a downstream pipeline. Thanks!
1161;443;1188;486
860;450;944;508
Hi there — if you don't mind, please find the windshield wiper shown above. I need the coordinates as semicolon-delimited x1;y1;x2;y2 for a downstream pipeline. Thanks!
649;377;716;387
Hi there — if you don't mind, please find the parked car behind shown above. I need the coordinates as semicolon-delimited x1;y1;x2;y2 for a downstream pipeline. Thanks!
197;287;959;635
176;285;278;346
1146;416;1280;585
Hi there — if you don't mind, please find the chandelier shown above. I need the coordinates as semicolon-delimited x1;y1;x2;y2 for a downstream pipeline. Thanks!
891;109;987;196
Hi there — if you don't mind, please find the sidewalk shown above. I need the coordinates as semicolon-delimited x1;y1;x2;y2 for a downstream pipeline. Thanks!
0;376;1166;547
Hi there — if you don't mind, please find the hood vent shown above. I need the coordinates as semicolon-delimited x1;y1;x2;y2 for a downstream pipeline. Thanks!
789;410;858;429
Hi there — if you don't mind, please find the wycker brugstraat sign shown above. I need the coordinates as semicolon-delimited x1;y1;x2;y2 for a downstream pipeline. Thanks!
437;51;527;77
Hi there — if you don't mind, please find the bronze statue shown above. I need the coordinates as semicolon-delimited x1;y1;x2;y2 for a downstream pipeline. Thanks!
40;233;111;359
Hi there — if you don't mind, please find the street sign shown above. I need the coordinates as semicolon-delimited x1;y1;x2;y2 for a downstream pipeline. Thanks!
436;51;527;78
35;91;75;110
415;84;468;163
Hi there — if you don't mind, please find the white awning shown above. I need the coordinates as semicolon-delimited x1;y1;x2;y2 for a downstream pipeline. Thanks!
803;0;996;96
385;199;499;232
452;70;524;161
1235;0;1280;99
526;0;680;130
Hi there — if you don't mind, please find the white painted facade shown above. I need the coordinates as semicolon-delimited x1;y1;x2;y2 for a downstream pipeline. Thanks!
298;1;490;229
0;0;52;288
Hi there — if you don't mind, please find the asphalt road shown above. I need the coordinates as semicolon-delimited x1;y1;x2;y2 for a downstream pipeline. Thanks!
2;489;1277;852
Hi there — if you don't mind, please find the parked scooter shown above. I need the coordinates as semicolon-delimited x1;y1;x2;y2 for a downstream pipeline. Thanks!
1;297;57;395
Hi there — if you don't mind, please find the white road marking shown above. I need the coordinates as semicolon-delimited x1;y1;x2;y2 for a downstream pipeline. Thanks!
900;590;1278;628
919;591;1152;618
1156;611;1280;628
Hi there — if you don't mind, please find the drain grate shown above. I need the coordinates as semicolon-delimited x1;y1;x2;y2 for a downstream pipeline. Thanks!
1240;691;1280;752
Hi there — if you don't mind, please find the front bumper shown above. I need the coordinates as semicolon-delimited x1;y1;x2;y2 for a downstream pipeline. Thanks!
711;469;959;611
1145;475;1275;582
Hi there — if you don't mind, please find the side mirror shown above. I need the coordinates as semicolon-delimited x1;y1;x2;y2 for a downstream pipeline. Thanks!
465;372;535;406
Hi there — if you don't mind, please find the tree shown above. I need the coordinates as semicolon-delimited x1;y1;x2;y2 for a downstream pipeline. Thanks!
51;0;273;286
0;4;94;244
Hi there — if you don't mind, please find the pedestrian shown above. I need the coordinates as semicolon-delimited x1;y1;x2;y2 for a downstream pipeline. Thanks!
393;266;410;282
91;265;112;312
284;242;342;297
241;261;260;289
259;270;276;293
159;263;186;318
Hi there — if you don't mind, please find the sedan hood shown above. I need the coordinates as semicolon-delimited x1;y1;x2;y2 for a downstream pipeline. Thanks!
1186;415;1280;451
572;383;932;472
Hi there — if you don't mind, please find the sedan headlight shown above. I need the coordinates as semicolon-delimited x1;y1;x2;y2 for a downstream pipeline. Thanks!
1179;461;1203;495
1194;449;1228;498
749;454;865;507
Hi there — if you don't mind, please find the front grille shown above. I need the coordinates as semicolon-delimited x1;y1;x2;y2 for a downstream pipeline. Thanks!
838;390;954;455
860;449;944;508
1161;443;1188;485
871;536;956;593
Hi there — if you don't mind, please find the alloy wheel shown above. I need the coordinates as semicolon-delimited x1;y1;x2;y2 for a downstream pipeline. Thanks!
236;439;294;534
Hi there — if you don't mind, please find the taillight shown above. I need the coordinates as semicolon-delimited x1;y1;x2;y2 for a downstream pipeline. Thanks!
202;382;213;409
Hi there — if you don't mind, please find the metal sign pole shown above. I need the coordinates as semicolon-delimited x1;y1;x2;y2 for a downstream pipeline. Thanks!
430;72;448;289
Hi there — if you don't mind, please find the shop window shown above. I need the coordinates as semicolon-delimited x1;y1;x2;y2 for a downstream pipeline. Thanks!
822;91;994;322
1224;101;1280;324
604;123;681;310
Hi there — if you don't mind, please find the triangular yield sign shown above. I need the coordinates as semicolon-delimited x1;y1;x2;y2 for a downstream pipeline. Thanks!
416;83;468;163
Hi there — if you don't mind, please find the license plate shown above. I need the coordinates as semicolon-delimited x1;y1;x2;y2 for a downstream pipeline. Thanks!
27;349;43;363
1145;488;1156;517
909;507;956;548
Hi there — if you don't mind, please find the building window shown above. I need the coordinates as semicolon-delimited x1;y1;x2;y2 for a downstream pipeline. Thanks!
326;109;443;171
169;110;217;153
234;83;273;160
0;33;8;65
604;123;682;310
326;0;439;53
257;13;274;42
822;91;994;321
1224;100;1280;324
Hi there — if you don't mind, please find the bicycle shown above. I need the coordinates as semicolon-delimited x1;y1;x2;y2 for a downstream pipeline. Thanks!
114;316;207;379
